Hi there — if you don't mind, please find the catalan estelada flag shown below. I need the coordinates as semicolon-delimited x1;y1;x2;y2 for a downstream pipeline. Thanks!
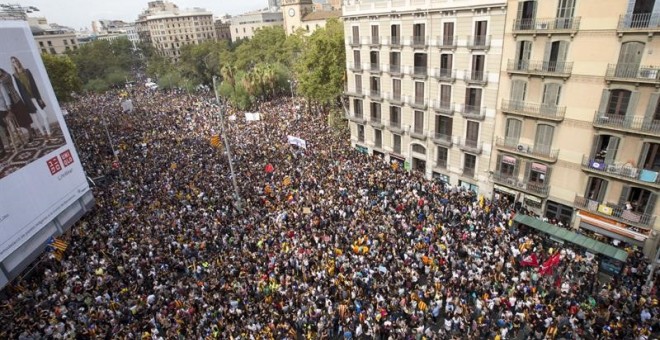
210;135;221;148
52;238;68;252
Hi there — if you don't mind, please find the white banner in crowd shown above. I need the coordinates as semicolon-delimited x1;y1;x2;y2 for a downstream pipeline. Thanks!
0;22;90;261
287;135;307;149
244;112;261;121
228;114;237;121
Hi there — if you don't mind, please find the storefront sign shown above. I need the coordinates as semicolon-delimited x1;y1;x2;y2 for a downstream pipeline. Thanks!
531;163;547;173
577;211;647;241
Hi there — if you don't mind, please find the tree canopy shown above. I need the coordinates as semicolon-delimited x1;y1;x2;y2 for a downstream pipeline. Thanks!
41;53;81;102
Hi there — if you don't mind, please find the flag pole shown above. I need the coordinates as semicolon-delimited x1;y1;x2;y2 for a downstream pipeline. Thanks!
212;76;242;213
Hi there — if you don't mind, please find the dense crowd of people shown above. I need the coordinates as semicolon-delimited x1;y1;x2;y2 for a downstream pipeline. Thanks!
0;85;658;339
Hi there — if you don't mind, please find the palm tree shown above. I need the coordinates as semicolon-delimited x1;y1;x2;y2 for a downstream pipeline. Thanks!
220;64;236;90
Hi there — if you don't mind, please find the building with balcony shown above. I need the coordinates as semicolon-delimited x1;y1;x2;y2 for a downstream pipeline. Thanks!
343;0;506;194
494;0;660;258
135;1;216;61
28;17;79;55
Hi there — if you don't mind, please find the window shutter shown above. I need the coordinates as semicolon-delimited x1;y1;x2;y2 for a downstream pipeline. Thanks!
496;154;502;171
557;41;569;63
644;192;657;216
605;137;619;164
618;185;630;206
543;166;552;186
543;41;552;63
523;161;531;181
626;91;640;117
644;93;659;125
597;89;610;114
523;41;532;61
597;180;608;202
589;136;599;158
638;143;650;169
513;157;520;177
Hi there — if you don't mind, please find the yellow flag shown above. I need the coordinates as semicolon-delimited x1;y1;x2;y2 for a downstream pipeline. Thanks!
170;162;177;170
210;135;221;148
282;176;291;187
392;162;399;170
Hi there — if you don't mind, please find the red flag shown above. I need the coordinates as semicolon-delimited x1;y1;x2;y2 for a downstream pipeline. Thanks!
520;253;539;267
539;253;561;276
265;163;274;173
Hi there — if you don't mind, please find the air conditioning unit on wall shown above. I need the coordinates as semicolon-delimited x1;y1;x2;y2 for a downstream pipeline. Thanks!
517;144;528;153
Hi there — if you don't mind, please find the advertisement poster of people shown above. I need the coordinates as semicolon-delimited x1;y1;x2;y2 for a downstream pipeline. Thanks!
0;22;89;261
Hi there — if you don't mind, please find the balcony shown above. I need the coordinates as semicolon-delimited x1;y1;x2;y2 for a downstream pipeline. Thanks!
463;70;488;86
512;17;581;37
617;13;660;32
495;137;559;163
431;132;452;147
346;112;365;123
388;120;404;134
411;35;429;49
410;66;428;79
408;98;428;110
409;128;427;140
466;35;490;50
501;99;565;122
431;100;454;116
348;62;363;72
369;36;381;47
389;36;402;48
462;167;476;178
492;172;550;198
345;88;364;98
604;64;660;85
388;64;402;77
436;35;457;49
369;90;383;102
507;60;573;78
593;113;660;137
431;68;456;82
459;105;486;121
369;115;383;128
581;155;660;189
369;63;382;74
384;92;404;106
574;195;656;229
457;137;483;154
349;36;361;47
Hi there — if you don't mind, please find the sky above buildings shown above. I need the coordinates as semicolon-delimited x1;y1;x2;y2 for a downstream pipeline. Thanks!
17;0;269;30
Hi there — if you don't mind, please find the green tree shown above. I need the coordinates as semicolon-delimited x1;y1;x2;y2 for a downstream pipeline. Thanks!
69;37;139;90
41;53;81;102
295;19;346;109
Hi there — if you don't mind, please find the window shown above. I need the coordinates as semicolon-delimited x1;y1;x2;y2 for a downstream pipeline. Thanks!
370;102;381;121
465;88;482;112
371;25;379;44
440;54;453;76
505;118;522;144
592;135;620;163
357;124;365;142
414;110;424;134
442;22;454;45
390;24;400;45
352;26;360;44
640;142;660;171
545;201;573;226
393;134;402;154
390;106;401;126
556;0;576;28
466;121;480;144
38;41;44;47
527;162;548;185
414;53;427;76
435;115;453;137
370;77;380;95
606;90;631;117
413;144;426;154
355;74;362;94
534;124;554;153
437;147;448;168
390;52;400;73
517;1;537;29
413;23;425;44
498;155;517;177
586;177;608;201
374;129;382;148
543;41;569;72
415;82;425;104
464;154;477;176
49;48;56;54
370;51;379;70
541;83;562;111
620;186;657;215
392;79;401;101
474;21;488;45
471;55;485;80
353;99;363;118
440;85;451;108
353;50;361;68
510;80;527;104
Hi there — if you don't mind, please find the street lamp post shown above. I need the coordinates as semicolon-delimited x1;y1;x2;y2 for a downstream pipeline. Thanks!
212;76;242;213
288;79;295;100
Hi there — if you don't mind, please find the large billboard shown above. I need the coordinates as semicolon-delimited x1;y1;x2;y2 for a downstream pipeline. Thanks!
0;21;91;266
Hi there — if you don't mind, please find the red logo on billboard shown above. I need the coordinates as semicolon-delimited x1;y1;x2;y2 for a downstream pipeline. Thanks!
47;157;62;175
60;150;74;167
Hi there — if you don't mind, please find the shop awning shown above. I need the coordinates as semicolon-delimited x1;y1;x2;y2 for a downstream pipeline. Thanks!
513;214;628;262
